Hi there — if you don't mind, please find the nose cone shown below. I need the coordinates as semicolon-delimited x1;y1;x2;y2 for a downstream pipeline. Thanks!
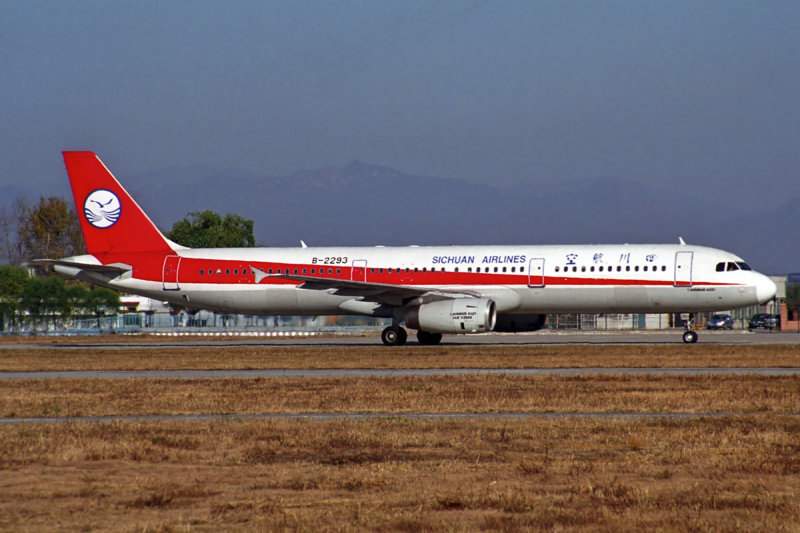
756;275;777;304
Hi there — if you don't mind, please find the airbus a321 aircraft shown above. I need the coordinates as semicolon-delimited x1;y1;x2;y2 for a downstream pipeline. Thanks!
41;152;776;345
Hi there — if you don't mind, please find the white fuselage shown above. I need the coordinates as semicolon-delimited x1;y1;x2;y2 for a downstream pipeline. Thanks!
61;243;776;319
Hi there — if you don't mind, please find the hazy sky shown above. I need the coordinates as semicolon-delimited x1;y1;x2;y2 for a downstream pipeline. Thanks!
2;1;799;210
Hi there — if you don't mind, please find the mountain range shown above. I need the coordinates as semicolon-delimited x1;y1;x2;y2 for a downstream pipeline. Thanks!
4;162;797;274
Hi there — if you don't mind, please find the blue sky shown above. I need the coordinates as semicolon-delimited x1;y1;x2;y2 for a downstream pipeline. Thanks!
2;1;799;210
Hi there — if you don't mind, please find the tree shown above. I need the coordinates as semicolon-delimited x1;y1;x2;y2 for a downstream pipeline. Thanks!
0;198;30;265
0;264;28;330
18;197;84;260
166;210;256;248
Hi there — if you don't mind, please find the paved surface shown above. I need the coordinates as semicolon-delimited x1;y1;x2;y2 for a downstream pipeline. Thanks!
2;330;798;349
3;367;800;381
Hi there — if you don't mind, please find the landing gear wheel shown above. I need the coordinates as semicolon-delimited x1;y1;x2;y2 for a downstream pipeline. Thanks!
381;326;407;346
682;330;698;344
417;330;443;345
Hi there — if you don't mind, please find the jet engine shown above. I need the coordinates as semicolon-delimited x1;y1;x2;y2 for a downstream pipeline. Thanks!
493;313;547;332
405;298;496;334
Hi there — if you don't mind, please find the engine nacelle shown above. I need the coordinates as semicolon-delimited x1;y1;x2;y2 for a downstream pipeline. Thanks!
406;298;496;334
493;313;547;333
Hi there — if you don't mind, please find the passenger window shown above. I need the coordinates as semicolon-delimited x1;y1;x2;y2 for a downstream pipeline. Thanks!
303;268;307;274
590;266;595;272
199;269;204;275
379;268;384;273
555;266;560;272
494;267;498;273
634;266;639;272
336;268;341;274
502;267;507;273
511;267;516;273
573;266;577;272
216;269;222;275
581;266;586;272
328;269;332;274
643;266;648;272
234;269;238;275
625;266;630;272
661;266;666;271
311;268;315;274
454;267;458;273
617;266;621;272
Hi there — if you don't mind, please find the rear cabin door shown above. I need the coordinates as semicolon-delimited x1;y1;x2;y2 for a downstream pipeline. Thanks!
162;255;181;290
351;259;367;282
528;258;545;287
674;251;693;287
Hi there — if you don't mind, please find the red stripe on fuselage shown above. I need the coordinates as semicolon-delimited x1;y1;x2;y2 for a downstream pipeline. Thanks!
123;254;737;288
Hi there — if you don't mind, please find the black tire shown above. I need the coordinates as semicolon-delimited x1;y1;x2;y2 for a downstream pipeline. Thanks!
381;326;407;346
682;330;698;344
417;330;443;345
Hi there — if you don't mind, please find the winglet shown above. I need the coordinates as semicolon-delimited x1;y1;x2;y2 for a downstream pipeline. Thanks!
62;152;174;257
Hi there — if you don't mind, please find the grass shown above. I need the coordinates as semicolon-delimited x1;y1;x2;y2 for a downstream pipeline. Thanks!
1;343;800;371
1;341;799;530
2;374;800;418
0;417;798;531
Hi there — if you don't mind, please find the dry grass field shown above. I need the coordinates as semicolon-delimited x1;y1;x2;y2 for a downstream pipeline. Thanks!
1;340;799;531
1;342;800;371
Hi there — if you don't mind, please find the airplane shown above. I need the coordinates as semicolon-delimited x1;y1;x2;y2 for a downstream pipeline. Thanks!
38;151;777;345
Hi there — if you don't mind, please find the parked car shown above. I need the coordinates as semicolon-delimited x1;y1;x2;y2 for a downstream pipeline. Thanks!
749;313;780;330
764;314;781;330
706;314;733;330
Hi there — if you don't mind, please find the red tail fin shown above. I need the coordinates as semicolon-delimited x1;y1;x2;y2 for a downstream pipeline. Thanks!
63;152;174;256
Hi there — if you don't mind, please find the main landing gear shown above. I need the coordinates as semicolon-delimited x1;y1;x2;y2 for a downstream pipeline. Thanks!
380;326;443;346
682;313;698;344
381;325;407;346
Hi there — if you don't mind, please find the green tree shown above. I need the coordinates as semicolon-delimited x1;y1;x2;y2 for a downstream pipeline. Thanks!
18;197;84;260
86;287;120;331
0;265;28;330
166;210;255;248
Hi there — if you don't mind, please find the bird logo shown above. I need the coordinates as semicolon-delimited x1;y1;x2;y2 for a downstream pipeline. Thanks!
84;189;121;228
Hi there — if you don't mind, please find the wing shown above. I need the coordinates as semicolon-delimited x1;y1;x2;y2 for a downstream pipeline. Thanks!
268;272;481;307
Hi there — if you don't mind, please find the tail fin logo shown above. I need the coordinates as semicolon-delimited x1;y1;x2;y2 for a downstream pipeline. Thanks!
84;189;121;229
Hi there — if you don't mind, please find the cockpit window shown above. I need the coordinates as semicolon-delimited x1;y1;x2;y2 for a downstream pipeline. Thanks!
726;262;739;271
736;262;752;271
716;262;725;272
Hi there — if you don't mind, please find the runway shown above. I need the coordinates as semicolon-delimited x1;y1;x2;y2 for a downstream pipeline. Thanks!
2;330;799;350
3;367;800;380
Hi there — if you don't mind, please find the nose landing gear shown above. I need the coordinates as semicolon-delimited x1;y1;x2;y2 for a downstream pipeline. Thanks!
682;313;698;343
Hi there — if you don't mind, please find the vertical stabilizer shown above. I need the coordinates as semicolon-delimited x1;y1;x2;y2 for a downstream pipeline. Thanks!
63;152;174;256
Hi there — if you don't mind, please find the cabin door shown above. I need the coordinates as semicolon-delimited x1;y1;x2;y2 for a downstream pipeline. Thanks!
162;255;181;290
528;258;545;287
351;259;367;282
674;251;693;287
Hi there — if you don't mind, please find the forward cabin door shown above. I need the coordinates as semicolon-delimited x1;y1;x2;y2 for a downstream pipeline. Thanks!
528;258;545;287
162;255;181;290
674;251;693;287
351;259;367;282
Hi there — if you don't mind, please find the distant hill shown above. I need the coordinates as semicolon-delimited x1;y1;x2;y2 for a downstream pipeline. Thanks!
4;161;794;274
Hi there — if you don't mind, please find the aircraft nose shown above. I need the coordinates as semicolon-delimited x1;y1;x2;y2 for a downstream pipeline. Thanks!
755;274;777;304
